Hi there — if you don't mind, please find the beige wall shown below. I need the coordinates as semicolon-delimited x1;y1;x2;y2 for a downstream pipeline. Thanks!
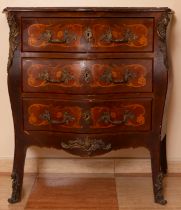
0;0;180;161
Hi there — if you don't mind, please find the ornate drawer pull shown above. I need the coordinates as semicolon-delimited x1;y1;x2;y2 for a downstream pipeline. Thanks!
41;30;76;44
101;28;137;43
100;69;135;84
38;69;74;84
100;110;135;125
40;110;75;125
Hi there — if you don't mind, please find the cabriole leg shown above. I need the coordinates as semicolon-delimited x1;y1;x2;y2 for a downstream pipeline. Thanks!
160;135;168;175
150;141;167;205
8;142;27;204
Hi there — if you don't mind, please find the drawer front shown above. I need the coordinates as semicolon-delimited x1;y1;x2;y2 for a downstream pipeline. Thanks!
22;58;152;93
22;18;153;52
23;99;152;133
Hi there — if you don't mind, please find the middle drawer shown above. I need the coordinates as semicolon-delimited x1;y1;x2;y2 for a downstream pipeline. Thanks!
22;58;153;94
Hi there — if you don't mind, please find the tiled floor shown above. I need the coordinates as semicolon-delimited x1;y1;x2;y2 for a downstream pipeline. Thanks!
25;177;119;210
116;176;181;210
0;173;181;210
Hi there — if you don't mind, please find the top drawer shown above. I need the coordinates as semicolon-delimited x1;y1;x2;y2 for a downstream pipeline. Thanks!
22;18;154;52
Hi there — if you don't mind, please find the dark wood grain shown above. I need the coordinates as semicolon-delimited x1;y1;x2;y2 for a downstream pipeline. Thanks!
3;7;172;12
23;98;151;132
22;17;153;52
4;7;172;205
22;58;152;94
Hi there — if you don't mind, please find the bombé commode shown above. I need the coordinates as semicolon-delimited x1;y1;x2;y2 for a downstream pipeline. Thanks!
3;7;173;205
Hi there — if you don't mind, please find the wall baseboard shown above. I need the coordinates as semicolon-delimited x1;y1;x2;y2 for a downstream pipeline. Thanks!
1;158;181;174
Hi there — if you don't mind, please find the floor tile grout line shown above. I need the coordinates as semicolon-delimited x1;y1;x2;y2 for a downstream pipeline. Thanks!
114;159;120;210
115;175;121;210
23;173;38;208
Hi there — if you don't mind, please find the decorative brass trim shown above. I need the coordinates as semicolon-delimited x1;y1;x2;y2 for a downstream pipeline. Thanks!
41;29;77;44
100;68;136;84
84;27;93;42
38;69;74;84
81;69;92;84
81;111;92;125
8;172;21;203
101;28;137;43
6;12;19;72
61;136;111;155
40;110;75;125
155;172;167;205
100;110;135;125
157;13;171;69
157;13;170;41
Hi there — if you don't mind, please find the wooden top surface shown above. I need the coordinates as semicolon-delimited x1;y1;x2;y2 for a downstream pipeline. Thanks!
3;7;172;13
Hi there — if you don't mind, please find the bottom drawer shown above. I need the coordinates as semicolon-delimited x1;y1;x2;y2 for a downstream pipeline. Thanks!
23;98;152;133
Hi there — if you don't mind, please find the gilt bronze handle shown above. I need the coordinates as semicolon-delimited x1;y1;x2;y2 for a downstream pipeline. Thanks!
41;30;76;44
38;69;74;84
40;110;75;125
101;28;137;43
61;137;111;156
100;69;135;84
100;110;135;125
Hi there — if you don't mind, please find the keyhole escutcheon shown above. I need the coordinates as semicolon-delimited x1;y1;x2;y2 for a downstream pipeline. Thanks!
83;69;91;83
84;27;93;42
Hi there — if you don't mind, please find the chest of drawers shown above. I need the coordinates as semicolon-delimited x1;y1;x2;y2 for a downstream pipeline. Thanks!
3;7;172;205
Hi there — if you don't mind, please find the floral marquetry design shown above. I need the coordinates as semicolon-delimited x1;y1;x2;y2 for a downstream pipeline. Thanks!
92;64;147;88
25;102;150;132
27;63;80;88
22;18;153;52
4;7;171;205
28;104;82;128
27;23;149;49
28;23;82;48
96;24;149;48
91;104;146;129
23;60;151;93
